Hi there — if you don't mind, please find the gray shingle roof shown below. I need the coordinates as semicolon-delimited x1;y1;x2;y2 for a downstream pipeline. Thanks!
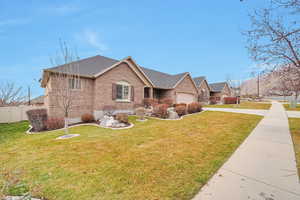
44;55;189;89
140;67;187;88
209;82;227;92
193;76;206;87
45;55;119;77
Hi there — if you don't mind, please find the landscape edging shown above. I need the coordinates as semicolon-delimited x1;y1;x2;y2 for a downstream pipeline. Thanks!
26;122;134;134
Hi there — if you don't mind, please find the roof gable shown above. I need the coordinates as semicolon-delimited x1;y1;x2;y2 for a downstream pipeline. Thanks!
209;82;228;92
42;54;197;89
174;73;198;92
140;67;188;89
193;76;206;88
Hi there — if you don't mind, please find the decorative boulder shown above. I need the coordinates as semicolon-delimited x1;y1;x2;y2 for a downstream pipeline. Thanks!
145;106;153;116
167;107;175;112
100;115;118;127
167;108;179;119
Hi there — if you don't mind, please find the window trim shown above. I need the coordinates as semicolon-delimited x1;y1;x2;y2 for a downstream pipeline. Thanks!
115;81;131;102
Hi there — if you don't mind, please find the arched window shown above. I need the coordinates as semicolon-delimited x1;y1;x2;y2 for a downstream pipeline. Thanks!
116;81;131;101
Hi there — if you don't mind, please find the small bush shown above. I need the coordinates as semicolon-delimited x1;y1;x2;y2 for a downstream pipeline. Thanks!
135;107;146;120
175;105;187;116
159;98;173;107
103;105;116;116
115;113;129;124
81;113;95;123
153;104;169;118
187;102;202;114
46;117;64;130
174;103;187;107
26;109;48;132
224;97;239;104
143;98;158;108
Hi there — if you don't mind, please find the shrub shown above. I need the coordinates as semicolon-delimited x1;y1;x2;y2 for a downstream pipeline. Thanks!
143;98;158;108
81;113;95;123
153;104;169;118
187;102;202;114
46;117;64;130
103;105;116;116
26;109;48;132
223;97;239;104
115;113;129;124
175;105;187;116
160;98;173;107
135;107;146;120
174;103;187;107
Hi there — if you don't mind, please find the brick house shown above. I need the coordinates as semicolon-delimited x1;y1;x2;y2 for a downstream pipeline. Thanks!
193;76;210;104
41;55;202;121
209;82;232;102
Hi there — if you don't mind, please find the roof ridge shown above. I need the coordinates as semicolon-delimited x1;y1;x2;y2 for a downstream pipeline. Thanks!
140;66;174;77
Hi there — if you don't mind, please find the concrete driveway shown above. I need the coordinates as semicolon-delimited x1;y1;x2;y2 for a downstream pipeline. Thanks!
193;101;300;200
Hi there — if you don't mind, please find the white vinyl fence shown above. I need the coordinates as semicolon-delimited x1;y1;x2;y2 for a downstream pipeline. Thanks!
0;105;46;123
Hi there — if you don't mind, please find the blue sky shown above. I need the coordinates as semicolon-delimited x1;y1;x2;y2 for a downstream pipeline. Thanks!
0;0;267;97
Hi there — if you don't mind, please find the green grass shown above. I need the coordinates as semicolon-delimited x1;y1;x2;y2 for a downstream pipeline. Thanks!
204;101;271;110
0;112;262;200
288;118;300;175
283;104;300;111
0;121;29;144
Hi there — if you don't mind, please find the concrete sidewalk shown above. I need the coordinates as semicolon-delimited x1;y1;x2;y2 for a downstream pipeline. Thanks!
203;107;268;116
193;101;300;200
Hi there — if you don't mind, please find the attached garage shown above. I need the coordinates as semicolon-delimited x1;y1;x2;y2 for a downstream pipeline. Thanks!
176;92;195;104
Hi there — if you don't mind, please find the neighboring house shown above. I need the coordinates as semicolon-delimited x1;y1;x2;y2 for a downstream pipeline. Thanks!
193;76;210;104
209;82;232;101
41;55;199;121
28;95;44;106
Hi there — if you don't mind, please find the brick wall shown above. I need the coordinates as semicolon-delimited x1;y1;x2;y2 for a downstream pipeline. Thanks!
198;81;210;103
46;75;94;118
174;75;198;103
93;62;146;111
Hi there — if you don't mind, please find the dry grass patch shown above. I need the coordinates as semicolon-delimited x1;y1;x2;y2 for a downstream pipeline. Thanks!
283;103;300;111
288;118;300;175
204;101;271;110
0;112;262;200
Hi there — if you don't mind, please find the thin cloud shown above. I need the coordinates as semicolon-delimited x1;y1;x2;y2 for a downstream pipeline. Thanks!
44;4;82;15
0;18;30;26
76;29;108;52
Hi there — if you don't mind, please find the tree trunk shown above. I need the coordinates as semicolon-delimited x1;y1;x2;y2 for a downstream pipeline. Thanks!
64;112;69;134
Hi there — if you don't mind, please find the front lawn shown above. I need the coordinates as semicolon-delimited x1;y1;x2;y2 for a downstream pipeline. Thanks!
0;112;262;200
288;118;300;175
283;103;300;111
204;101;271;110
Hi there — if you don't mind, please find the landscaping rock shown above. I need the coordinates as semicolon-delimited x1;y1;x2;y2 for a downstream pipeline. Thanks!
167;107;175;112
168;110;179;119
145;107;153;116
100;115;118;127
100;115;129;128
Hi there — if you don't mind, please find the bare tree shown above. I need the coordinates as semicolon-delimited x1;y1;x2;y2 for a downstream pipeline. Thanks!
245;8;300;69
0;82;25;106
279;66;300;102
50;40;80;134
272;0;300;12
244;0;300;101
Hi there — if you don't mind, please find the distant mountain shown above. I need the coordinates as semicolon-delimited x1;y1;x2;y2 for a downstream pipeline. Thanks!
240;72;280;96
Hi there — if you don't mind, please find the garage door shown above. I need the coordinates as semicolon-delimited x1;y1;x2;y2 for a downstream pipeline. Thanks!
176;93;195;104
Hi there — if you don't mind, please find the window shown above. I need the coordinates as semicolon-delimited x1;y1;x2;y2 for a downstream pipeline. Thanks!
116;81;131;101
69;78;81;89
